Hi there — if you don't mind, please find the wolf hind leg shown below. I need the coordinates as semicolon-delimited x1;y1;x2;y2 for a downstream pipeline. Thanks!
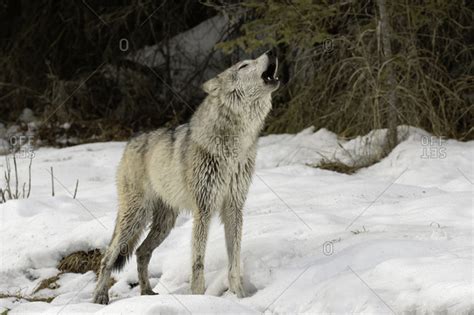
136;201;177;295
93;199;147;304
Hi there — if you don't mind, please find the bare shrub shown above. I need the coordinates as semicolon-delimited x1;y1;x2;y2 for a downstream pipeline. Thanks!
1;155;32;203
213;0;473;140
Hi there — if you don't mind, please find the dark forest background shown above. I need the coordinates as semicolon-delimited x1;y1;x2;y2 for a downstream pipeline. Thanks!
0;0;472;148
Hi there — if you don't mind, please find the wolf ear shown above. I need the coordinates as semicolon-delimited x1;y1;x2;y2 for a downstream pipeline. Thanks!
202;77;220;95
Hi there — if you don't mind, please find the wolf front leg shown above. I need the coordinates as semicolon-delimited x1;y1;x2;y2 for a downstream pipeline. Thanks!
223;203;246;297
190;208;211;294
222;192;248;297
221;158;254;298
190;151;225;295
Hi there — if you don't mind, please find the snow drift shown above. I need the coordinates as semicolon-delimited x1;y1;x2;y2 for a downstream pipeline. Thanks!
0;126;472;314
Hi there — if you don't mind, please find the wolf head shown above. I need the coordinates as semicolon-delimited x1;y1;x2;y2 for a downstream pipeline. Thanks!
202;50;280;101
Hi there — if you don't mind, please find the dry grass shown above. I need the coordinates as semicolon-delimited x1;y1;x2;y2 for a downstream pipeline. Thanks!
312;159;359;175
0;273;59;305
33;275;60;294
351;226;369;235
309;134;391;174
0;249;110;306
217;0;473;140
0;293;54;303
309;153;384;174
57;249;103;274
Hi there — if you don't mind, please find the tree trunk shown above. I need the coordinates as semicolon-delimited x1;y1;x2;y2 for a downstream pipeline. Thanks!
377;0;398;152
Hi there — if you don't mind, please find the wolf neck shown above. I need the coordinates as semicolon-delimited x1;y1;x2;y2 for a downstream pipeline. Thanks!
190;94;272;153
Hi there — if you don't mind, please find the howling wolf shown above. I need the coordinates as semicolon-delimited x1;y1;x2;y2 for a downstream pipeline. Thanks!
93;50;279;304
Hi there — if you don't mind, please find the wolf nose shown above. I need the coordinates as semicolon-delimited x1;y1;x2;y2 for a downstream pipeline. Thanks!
266;48;277;57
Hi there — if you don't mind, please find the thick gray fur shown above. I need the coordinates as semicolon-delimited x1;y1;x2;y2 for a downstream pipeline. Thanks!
92;51;279;304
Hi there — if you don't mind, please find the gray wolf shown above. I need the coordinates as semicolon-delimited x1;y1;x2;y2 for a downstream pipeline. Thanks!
93;50;279;304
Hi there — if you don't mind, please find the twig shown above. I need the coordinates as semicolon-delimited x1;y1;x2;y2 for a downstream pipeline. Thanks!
4;157;12;200
13;155;19;199
0;188;5;203
73;179;79;199
27;156;33;198
50;166;55;197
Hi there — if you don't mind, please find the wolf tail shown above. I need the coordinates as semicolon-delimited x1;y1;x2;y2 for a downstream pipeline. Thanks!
109;214;146;272
111;234;141;272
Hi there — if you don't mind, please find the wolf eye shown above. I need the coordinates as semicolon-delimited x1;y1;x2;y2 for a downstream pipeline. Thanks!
238;63;249;70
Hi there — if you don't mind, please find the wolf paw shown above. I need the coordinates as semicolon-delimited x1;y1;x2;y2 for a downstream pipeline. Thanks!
229;281;247;298
93;292;109;305
191;279;205;295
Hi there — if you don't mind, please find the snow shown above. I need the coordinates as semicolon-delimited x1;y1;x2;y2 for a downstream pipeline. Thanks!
18;109;37;124
131;15;231;90
132;15;229;69
11;295;257;315
1;126;473;314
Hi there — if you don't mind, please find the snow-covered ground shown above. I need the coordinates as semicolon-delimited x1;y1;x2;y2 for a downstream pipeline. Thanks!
0;126;472;314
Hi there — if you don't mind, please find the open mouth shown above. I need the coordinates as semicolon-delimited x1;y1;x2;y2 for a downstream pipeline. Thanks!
262;58;279;84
